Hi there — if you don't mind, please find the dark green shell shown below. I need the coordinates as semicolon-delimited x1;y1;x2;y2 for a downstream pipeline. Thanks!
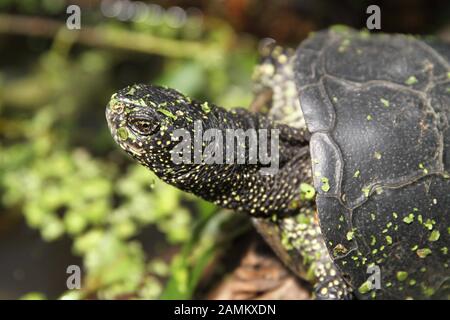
295;28;450;299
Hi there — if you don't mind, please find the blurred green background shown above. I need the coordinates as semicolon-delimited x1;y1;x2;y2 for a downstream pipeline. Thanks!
1;0;449;300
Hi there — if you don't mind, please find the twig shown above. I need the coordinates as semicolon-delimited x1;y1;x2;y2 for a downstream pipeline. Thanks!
0;13;223;59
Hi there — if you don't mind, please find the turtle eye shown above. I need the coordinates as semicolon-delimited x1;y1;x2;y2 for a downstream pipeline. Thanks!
130;118;159;135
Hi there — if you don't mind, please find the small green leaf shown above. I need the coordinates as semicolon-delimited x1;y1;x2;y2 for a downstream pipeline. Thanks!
320;177;330;192
405;76;418;85
429;230;440;242
346;231;354;241
423;219;434;230
157;108;177;120
300;183;316;200
201;102;211;113
362;187;370;197
416;248;432;258
396;271;408;281
117;127;129;140
403;214;414;224
386;235;393;245
358;281;373;294
380;98;390;107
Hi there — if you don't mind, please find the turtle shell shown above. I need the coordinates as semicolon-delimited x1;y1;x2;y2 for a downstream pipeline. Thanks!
295;28;450;299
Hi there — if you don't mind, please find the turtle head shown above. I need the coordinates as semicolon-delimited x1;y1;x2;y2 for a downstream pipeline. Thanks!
106;83;308;217
106;84;204;171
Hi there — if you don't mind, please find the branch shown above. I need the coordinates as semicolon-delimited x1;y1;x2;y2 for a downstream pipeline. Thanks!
0;13;223;59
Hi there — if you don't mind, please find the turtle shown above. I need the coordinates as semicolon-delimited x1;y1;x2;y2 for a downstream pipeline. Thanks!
105;27;450;300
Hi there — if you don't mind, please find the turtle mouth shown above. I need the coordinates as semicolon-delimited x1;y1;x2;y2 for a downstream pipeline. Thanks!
123;144;144;157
